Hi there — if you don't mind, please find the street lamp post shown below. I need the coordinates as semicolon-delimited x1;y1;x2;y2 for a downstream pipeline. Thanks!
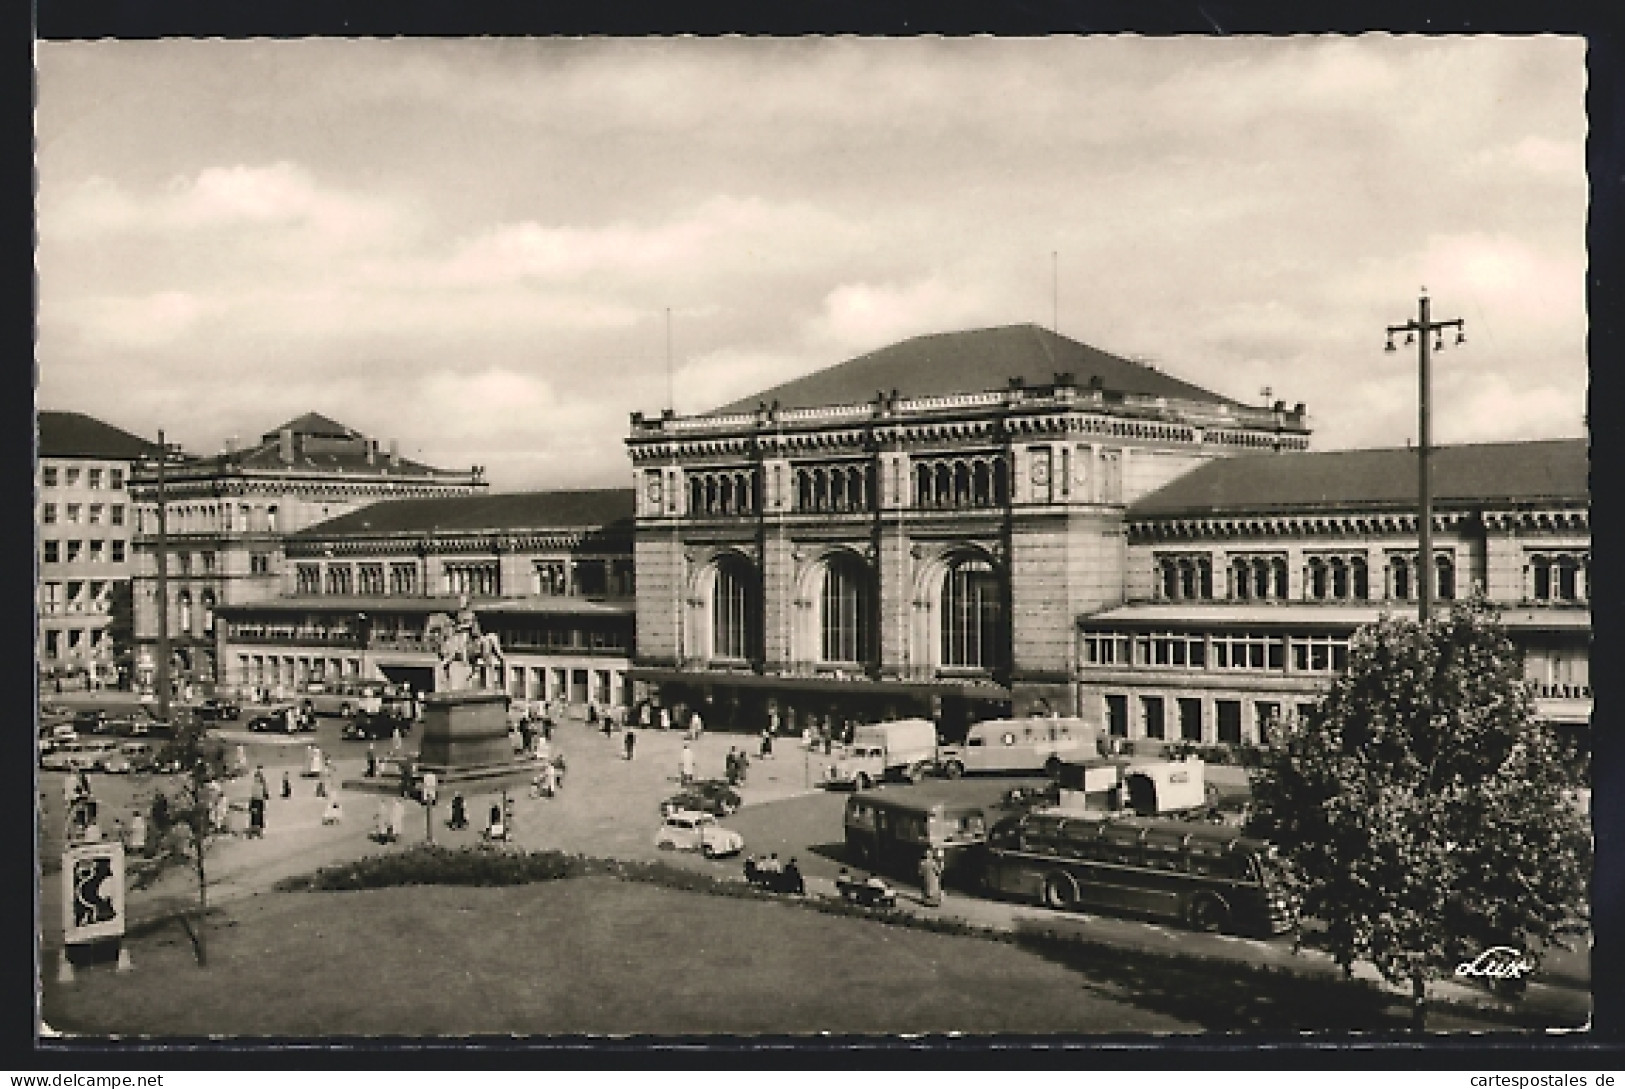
154;430;170;723
1386;289;1465;623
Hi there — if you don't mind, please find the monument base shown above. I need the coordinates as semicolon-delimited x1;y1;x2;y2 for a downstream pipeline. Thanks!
361;688;541;794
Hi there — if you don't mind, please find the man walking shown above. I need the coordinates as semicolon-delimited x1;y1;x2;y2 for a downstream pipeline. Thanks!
624;726;637;761
919;848;944;908
680;741;695;785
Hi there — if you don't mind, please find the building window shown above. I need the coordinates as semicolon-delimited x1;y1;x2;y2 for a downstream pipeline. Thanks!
42;465;58;487
1212;632;1284;670
1156;554;1214;601
1216;700;1242;744
710;556;758;661
1255;701;1281;744
88;468;102;489
687;468;760;516
1082;632;1131;665
66;540;83;563
89;539;105;562
42;503;56;524
389;563;418;595
43;540;60;564
941;556;1005;670
178;590;193;634
1178;698;1202;742
358;564;385;595
575;559;608;598
111;540;126;563
1229;554;1288;601
535;561;568;596
326;565;354;595
296;564;321;595
1289;635;1350;673
66;504;81;524
1435;554;1455;600
64;467;80;486
44;629;61;657
795;462;875;513
250;553;271;575
1305;553;1369;602
912;455;1008;510
819;555;872;665
1106;694;1129;738
110;504;124;526
1140;695;1165;740
109;468;123;489
200;551;215;574
201;590;216;633
1528;550;1587;603
444;562;498;598
41;583;61;614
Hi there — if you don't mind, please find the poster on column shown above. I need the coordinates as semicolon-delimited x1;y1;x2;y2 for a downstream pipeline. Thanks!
62;840;126;945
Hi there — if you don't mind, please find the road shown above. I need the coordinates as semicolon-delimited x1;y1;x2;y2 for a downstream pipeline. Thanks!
37;701;1590;1024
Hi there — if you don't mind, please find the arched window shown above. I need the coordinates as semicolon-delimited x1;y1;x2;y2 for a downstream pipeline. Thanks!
1330;557;1348;599
915;464;932;508
1270;557;1288;599
953;462;972;505
934;464;951;507
993;460;1009;505
820;555;872;664
711;556;758;661
1179;558;1197;600
1251;558;1270;600
1351;556;1368;600
1531;555;1550;600
798;470;814;512
1159;557;1178;600
1232;559;1251;601
1391;555;1412;600
1201;557;1215;600
1436;554;1456;601
1308;558;1327;600
1555;555;1579;601
942;557;1004;670
973;462;991;506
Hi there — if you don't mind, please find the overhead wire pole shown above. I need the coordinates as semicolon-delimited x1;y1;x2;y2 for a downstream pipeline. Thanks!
1052;251;1059;335
666;307;674;413
1385;288;1465;624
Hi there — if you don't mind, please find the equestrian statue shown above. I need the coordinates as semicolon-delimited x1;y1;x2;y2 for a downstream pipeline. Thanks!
424;595;504;691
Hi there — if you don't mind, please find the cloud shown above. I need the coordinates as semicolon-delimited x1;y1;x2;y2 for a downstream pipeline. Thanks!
803;276;1008;356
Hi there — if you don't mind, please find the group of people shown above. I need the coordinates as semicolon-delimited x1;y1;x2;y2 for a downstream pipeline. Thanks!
724;746;752;786
743;853;804;895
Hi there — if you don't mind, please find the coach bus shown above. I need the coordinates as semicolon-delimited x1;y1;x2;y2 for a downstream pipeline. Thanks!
978;809;1294;937
843;790;991;886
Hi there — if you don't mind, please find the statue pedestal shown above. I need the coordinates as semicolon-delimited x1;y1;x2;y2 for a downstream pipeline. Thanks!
412;689;538;791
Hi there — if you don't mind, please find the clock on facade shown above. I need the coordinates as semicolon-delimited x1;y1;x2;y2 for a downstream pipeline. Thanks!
1030;458;1051;485
646;477;663;505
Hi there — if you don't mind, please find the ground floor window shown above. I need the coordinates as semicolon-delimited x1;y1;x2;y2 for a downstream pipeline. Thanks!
1216;699;1242;744
1255;701;1280;744
1105;694;1129;737
1140;695;1165;740
1179;697;1202;742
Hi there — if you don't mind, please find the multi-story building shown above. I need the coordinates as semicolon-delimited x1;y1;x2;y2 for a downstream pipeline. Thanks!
37;411;160;687
212;489;636;710
1079;438;1591;752
129;413;484;694
626;323;1310;739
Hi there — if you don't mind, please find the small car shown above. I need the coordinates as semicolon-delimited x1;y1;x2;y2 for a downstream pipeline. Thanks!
118;742;157;774
248;703;302;733
654;810;745;858
73;709;109;734
40;743;90;772
659;779;742;817
101;752;133;775
78;739;121;772
196;697;242;722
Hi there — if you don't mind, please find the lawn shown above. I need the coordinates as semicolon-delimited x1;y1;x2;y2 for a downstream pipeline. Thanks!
43;877;1204;1037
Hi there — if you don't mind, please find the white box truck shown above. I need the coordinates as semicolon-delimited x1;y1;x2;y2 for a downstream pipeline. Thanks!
822;718;939;789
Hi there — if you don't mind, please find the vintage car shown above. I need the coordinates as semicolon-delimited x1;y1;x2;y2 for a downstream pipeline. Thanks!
659;779;742;817
247;703;304;733
195;696;242;722
653;810;745;859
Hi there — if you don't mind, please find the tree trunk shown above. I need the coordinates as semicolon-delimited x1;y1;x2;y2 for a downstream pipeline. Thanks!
1411;973;1427;1032
192;827;209;967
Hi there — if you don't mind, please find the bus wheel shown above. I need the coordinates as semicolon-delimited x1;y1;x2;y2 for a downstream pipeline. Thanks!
1044;756;1063;778
1188;895;1231;933
943;761;964;780
1042;873;1075;911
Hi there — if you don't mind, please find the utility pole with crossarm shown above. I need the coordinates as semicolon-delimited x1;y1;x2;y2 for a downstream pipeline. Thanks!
1386;289;1465;623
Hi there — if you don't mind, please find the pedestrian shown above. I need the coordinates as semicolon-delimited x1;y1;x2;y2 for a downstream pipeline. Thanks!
657;705;670;732
366;744;377;778
919;848;943;907
783;857;805;895
725;748;739;786
449;793;468;830
248;795;265;838
129;812;148;854
624;727;637;761
760;728;774;760
689;708;704;740
735;748;750;784
251;765;269;805
680;741;695;785
281;770;292;799
518;717;532;754
540;759;557;798
542;715;554;743
391;726;402;753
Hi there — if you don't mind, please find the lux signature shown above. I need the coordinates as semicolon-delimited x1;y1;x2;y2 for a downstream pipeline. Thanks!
1455;946;1535;980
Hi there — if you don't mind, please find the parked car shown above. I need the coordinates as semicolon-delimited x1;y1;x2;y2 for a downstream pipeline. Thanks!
660;779;742;817
342;708;414;741
78;739;121;772
118;742;157;774
41;742;92;772
301;681;384;719
195;696;242;721
73;709;109;735
654;810;745;858
247;703;302;733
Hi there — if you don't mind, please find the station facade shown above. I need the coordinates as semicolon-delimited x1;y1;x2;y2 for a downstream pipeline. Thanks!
211;489;636;713
625;323;1311;740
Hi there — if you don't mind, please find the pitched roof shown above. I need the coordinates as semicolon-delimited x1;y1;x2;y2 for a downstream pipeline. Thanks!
38;411;160;460
1128;438;1589;519
297;489;636;537
262;412;358;441
710;323;1243;415
226;441;447;478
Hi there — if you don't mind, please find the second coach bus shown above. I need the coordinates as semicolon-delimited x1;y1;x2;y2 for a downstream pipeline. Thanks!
978;809;1295;936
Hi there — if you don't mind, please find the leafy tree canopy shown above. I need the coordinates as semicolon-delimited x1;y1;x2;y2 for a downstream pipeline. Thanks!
1246;596;1590;1018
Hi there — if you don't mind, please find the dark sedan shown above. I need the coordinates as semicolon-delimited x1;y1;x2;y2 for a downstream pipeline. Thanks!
660;779;743;817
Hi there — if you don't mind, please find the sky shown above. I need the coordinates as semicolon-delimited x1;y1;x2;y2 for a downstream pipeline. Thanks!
35;36;1587;491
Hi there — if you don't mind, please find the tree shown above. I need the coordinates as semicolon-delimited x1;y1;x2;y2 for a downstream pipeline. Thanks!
104;582;135;688
1246;596;1590;1029
133;714;232;966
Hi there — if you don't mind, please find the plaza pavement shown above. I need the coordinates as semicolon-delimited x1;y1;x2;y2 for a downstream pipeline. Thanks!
38;715;1589;1026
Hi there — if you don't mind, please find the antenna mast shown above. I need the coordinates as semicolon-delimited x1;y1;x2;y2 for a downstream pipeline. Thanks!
1052;251;1059;335
666;307;673;413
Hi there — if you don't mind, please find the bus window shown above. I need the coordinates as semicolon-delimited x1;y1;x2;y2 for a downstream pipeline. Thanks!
847;802;875;831
967;736;985;747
